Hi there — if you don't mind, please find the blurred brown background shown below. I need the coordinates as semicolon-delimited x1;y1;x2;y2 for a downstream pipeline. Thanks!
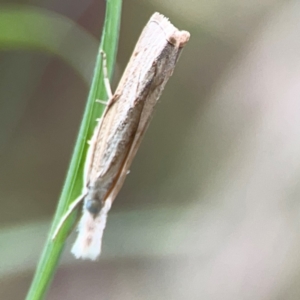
1;0;300;299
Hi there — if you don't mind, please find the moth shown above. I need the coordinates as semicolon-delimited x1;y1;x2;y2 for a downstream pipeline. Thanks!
53;12;190;260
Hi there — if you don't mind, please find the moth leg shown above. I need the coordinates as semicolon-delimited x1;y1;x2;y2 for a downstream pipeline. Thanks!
52;192;87;240
95;50;113;107
100;49;113;98
96;99;108;105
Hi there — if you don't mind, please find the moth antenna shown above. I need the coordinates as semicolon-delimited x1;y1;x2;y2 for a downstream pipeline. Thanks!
52;192;87;239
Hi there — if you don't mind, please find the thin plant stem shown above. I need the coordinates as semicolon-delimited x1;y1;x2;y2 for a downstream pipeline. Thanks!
25;1;122;299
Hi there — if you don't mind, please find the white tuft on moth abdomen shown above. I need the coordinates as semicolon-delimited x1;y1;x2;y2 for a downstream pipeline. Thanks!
71;199;112;260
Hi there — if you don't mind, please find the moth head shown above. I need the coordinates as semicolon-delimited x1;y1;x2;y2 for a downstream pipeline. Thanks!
85;197;103;216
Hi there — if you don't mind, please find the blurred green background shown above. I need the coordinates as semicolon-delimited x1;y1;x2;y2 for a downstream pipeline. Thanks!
2;0;300;299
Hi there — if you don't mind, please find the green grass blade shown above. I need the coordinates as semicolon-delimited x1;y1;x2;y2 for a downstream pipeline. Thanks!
25;0;122;299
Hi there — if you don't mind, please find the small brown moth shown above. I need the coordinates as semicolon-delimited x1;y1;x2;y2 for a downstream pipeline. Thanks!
53;12;190;260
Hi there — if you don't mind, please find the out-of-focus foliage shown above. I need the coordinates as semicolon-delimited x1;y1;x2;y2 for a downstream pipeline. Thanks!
0;5;98;83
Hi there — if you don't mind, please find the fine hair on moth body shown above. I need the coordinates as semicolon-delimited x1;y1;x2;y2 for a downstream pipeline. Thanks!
52;12;190;260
